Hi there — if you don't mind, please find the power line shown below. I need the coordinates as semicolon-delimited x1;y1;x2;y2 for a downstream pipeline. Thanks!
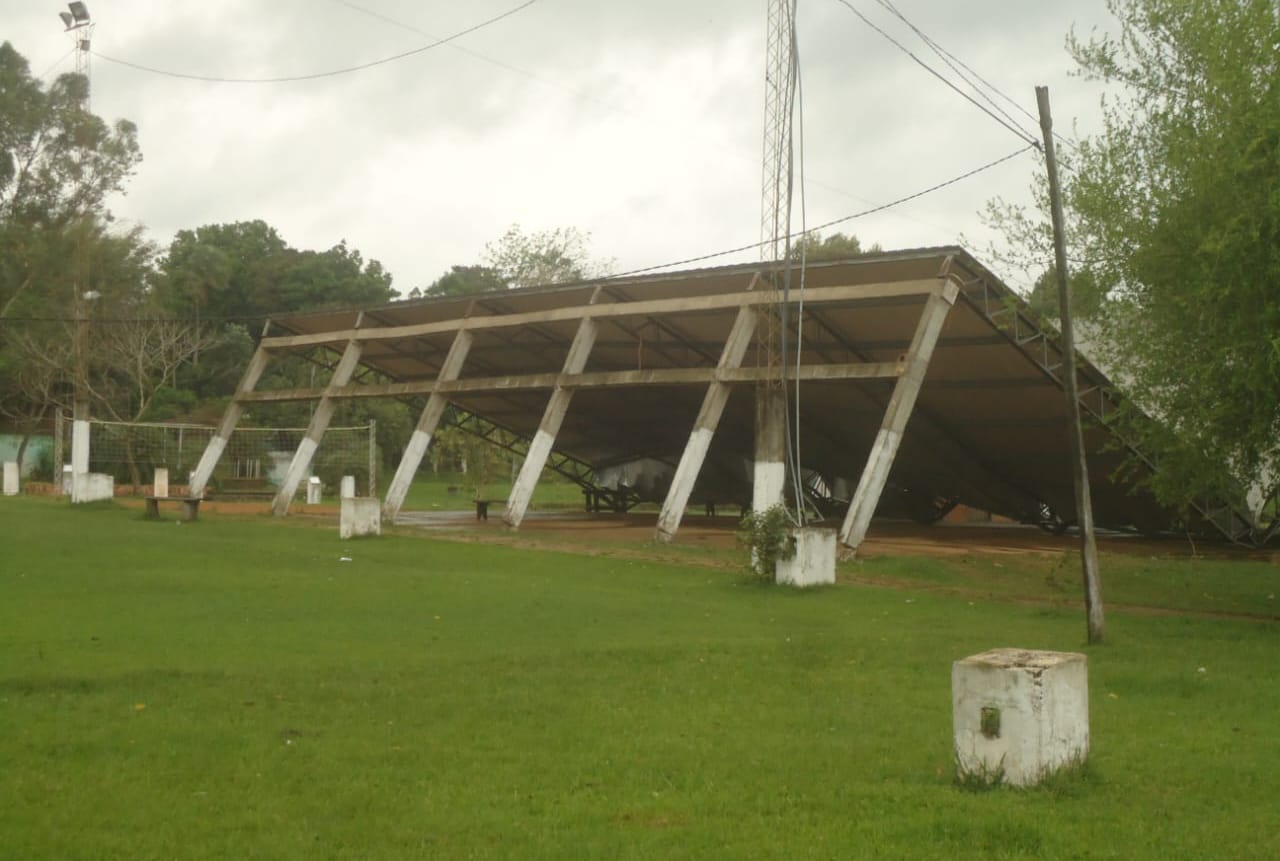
609;144;1036;278
829;0;1041;149
38;49;76;80
0;147;1035;327
92;0;539;84
870;0;1080;153
870;0;1036;140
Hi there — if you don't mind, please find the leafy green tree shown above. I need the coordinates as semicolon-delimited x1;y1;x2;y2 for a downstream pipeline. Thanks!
420;264;508;297
0;42;141;320
791;231;879;262
984;0;1280;519
484;225;612;290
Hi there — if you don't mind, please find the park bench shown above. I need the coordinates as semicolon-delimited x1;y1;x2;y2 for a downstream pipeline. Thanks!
145;496;202;522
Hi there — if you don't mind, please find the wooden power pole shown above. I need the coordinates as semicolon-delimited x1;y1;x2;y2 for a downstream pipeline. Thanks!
1036;86;1105;644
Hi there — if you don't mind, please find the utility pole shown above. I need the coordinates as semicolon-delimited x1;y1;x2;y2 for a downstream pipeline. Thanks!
60;3;95;500
1036;86;1105;644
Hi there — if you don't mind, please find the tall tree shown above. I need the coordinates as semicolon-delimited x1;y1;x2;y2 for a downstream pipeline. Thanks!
0;42;141;320
791;231;879;262
985;0;1280;522
484;225;612;290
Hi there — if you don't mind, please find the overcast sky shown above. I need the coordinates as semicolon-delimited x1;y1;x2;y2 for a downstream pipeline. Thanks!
3;0;1114;295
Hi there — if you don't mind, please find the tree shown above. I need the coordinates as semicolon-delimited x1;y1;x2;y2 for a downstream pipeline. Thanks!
985;0;1280;522
421;264;507;297
791;231;879;262
483;225;612;290
0;42;141;320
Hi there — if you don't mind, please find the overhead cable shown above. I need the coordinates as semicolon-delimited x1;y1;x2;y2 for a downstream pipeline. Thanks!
608;144;1036;279
92;0;539;84
829;0;1040;149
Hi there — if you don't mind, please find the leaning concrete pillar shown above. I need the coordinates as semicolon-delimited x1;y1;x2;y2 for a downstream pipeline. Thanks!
752;383;787;513
383;330;473;521
656;305;757;542
840;281;958;552
272;334;365;516
504;315;599;529
189;344;272;498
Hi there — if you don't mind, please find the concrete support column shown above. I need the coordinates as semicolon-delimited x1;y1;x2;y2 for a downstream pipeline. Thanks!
190;345;272;498
504;315;599;529
656;305;757;542
752;383;787;513
273;335;365;516
383;330;473;521
840;281;957;552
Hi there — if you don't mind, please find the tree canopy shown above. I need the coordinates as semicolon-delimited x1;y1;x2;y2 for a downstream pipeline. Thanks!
986;0;1280;519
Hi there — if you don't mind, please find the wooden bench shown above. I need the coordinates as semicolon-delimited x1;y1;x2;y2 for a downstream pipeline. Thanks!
475;500;493;520
145;496;202;522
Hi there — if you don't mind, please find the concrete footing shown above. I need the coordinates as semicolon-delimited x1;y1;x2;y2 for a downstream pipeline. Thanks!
775;527;836;587
952;648;1089;786
3;461;17;496
72;473;115;503
153;468;169;499
340;497;381;539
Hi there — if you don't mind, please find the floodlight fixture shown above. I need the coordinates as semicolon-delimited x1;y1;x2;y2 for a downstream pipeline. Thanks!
59;11;73;28
69;2;90;23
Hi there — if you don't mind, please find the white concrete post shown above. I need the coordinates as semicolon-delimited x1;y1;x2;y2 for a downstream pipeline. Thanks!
840;281;958;552
272;334;364;516
190;345;272;499
70;419;90;501
153;467;169;499
752;383;787;513
306;476;323;505
656;305;757;542
504;313;600;529
3;461;18;496
953;648;1089;786
383;330;474;521
340;475;356;499
340;496;381;539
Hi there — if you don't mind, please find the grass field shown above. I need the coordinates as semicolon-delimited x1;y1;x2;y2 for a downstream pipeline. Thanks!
2;496;1278;859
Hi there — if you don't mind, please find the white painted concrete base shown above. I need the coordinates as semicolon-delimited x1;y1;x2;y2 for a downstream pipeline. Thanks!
3;461;18;496
752;460;785;513
775;527;837;587
61;465;73;495
340;475;356;499
306;476;322;505
952;648;1089;787
340;497;382;539
72;473;115;503
153;468;169;499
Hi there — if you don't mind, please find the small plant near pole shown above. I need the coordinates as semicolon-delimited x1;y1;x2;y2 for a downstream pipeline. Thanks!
736;504;796;580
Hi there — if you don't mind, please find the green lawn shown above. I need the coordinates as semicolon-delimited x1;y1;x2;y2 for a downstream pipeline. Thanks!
401;471;589;511
2;496;1278;859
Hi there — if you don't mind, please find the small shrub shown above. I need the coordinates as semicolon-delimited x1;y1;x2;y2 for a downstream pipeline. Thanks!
736;504;796;580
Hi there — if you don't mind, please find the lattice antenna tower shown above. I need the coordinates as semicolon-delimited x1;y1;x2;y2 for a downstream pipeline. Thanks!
758;0;798;384
60;2;95;108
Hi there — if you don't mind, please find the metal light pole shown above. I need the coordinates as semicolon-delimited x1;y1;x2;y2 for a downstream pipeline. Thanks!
60;3;95;500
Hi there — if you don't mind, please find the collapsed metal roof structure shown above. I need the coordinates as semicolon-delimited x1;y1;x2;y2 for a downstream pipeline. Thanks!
189;247;1257;550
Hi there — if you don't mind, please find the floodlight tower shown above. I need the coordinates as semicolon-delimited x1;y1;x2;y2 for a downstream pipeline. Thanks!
753;0;798;515
60;2;94;104
60;2;95;500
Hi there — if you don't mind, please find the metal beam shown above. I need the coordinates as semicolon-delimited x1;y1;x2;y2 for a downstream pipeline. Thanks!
504;295;602;529
259;279;947;350
189;344;272;498
382;330;474;521
656;305;758;542
840;282;958;552
272;328;365;516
